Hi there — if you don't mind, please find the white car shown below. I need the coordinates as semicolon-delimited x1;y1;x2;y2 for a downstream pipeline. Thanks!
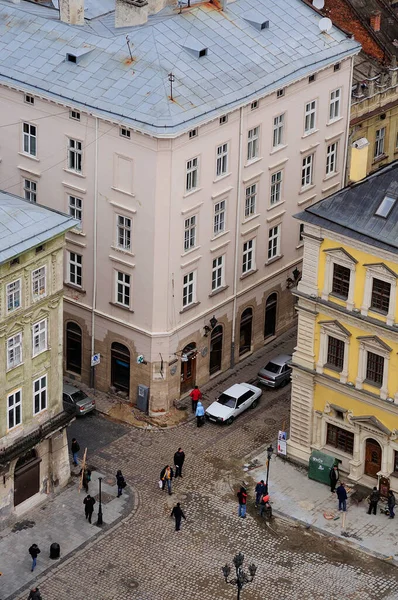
205;383;262;425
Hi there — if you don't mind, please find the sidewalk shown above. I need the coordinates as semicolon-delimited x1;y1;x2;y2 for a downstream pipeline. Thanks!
0;470;132;600
251;452;398;564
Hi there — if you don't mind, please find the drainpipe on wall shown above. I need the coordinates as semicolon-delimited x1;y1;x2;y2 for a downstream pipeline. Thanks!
90;116;99;388
342;56;355;187
230;106;244;368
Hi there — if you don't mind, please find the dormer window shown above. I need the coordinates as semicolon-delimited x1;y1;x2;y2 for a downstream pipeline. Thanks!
25;94;34;105
70;110;81;121
188;128;198;139
375;195;396;218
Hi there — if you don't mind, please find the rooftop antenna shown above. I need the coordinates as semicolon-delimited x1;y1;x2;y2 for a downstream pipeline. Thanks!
318;17;332;33
126;35;133;61
168;72;175;100
313;0;324;10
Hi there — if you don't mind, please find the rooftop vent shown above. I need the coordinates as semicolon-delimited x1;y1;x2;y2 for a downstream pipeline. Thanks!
243;12;269;31
65;47;93;64
181;40;209;58
375;194;396;218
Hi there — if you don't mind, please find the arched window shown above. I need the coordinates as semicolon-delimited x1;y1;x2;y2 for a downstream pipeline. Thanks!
111;343;130;394
209;325;223;375
264;293;278;338
66;322;82;374
239;308;253;356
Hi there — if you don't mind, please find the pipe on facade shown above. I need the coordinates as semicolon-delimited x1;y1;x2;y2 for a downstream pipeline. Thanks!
342;55;355;186
90;116;99;387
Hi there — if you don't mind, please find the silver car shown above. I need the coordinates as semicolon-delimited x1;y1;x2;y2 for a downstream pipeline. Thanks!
257;354;292;388
63;384;96;416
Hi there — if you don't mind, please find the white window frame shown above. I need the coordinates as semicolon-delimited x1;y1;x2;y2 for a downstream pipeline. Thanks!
22;122;37;157
304;100;316;134
186;157;198;192
247;127;259;161
321;249;357;311
316;321;350;384
242;239;255;274
67;138;83;173
216;143;228;177
7;333;23;370
33;374;47;415
32;266;46;301
69;195;83;224
301;154;314;188
326;142;338;175
6;279;21;313
212;255;224;292
24;179;37;203
272;114;284;148
70;110;81;121
374;127;386;159
213;200;226;236
182;271;196;308
356;337;391;400
68;252;82;288
360;264;397;326
329;88;341;121
32;319;47;357
115;271;131;307
116;215;132;251
184;215;197;252
7;389;22;431
244;184;257;218
270;170;282;205
267;225;281;260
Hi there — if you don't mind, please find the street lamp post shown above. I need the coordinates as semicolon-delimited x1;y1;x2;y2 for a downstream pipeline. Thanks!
266;444;274;492
222;552;257;600
96;476;103;526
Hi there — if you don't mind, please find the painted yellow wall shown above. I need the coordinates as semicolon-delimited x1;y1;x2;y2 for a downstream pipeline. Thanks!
350;144;369;182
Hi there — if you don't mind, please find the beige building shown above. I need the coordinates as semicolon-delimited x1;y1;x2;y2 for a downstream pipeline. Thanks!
0;192;77;520
0;0;360;414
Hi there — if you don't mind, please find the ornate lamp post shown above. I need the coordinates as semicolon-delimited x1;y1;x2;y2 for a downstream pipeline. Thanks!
222;552;257;600
96;476;103;526
266;444;274;491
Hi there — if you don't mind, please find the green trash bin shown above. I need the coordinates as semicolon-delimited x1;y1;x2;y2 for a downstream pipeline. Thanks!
308;450;338;485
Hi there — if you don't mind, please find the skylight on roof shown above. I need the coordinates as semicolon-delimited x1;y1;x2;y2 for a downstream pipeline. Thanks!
375;195;396;218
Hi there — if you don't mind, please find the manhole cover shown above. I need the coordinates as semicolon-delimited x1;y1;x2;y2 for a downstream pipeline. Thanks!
94;491;115;505
140;439;152;447
123;578;139;590
12;520;35;532
264;418;277;427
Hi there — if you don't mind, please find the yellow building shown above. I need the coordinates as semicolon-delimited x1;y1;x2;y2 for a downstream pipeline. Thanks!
288;161;398;491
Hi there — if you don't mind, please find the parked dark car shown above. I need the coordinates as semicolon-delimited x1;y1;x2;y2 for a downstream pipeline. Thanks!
257;354;292;388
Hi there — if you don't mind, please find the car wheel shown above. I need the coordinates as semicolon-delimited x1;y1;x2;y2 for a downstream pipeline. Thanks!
280;378;288;388
226;416;235;426
250;399;258;409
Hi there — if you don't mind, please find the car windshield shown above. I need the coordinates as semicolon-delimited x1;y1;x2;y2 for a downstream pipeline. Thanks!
71;390;88;402
217;394;236;409
264;362;282;374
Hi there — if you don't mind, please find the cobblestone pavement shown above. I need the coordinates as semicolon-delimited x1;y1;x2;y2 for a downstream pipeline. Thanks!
11;331;398;600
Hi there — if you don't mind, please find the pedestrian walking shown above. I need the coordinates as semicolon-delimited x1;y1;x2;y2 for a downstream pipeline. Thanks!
28;587;42;600
170;502;186;531
195;401;205;427
367;486;380;515
160;465;174;495
237;486;248;518
190;385;202;414
387;490;396;519
79;467;91;493
71;438;80;466
28;544;41;572
116;470;126;497
255;480;267;507
174;448;185;478
83;494;96;524
329;465;339;493
336;482;347;512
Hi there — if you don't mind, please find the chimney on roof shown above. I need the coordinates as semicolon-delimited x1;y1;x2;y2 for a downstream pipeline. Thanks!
115;0;172;27
369;10;381;32
59;0;85;25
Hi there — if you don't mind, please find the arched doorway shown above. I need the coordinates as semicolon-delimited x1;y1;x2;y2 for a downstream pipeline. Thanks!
365;438;382;478
111;342;130;394
14;449;41;507
264;293;277;339
209;325;223;375
65;322;82;375
239;308;253;356
180;342;196;395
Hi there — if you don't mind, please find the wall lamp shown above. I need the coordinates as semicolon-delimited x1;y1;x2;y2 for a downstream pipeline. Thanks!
286;267;301;289
203;315;218;337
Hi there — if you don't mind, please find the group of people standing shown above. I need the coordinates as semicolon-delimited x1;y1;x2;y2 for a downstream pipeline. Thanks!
159;448;187;530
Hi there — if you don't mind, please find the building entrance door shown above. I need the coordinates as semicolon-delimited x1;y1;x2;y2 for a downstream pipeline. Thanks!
264;293;277;339
365;438;382;478
66;322;82;374
209;325;223;375
14;449;41;507
180;343;196;395
111;343;130;394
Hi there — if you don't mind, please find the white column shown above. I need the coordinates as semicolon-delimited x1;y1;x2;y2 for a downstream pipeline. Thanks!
360;271;372;316
386;280;397;326
340;338;349;384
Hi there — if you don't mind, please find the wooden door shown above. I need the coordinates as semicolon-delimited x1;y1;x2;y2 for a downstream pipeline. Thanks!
209;326;223;375
180;344;196;395
66;322;82;374
264;293;277;339
14;451;41;507
365;438;382;478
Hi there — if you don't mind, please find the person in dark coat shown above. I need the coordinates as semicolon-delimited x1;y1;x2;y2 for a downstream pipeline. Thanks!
71;438;80;466
388;490;396;519
28;588;42;600
255;480;267;507
83;494;96;524
367;486;380;515
329;465;339;493
28;544;41;572
170;502;186;531
79;467;91;493
174;448;185;478
336;482;347;512
116;470;126;497
237;486;248;518
160;465;174;495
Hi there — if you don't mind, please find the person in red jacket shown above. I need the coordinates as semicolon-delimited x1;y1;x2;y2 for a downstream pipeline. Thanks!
237;486;248;518
190;386;202;414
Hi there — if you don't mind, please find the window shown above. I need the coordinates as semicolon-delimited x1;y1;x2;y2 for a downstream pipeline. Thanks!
308;74;316;83
184;215;197;251
251;100;259;110
67;138;82;173
25;94;34;105
247;127;259;160
329;89;341;120
276;88;285;98
299;223;304;241
394;450;398;473
245;184;257;218
186;157;198;191
68;253;82;287
268;225;280;260
242;239;254;274
366;351;384;386
7;333;22;370
23;123;37;156
370;278;390;314
375;195;396;218
326;142;338;175
70;110;80;121
272;114;284;148
10;258;20;267
219;115;228;125
304;101;316;133
334;63;341;71
326;336;344;370
116;271;131;307
7;390;22;430
32;319;47;356
120;127;131;138
24;179;37;203
69;195;82;223
36;245;45;254
7;279;21;312
188;128;198;139
326;423;354;454
117;215;132;250
216;143;228;177
270;171;282;205
33;375;47;414
301;154;314;187
374;127;386;158
214;200;226;235
182;271;195;307
331;263;350;299
32;266;46;300
212;256;224;291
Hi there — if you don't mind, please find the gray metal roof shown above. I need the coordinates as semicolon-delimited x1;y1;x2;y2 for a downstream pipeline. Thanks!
0;192;78;265
0;0;360;134
295;161;398;255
